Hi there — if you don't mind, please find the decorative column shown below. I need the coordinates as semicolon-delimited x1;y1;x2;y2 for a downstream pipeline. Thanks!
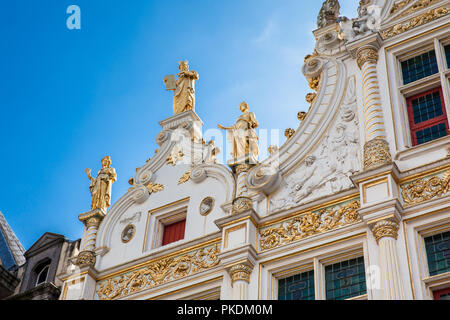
228;264;254;300
76;208;106;267
356;45;392;170
371;219;405;300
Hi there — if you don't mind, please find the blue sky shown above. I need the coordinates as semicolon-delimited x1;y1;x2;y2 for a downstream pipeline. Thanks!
0;0;359;249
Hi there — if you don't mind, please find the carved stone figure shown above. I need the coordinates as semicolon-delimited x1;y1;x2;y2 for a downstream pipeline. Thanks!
338;0;380;41
85;156;117;212
218;102;259;163
317;0;341;28
165;61;199;115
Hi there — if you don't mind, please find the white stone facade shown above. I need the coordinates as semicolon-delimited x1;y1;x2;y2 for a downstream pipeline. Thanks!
59;0;450;300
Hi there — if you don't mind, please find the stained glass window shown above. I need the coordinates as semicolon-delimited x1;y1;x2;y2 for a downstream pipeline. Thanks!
401;50;438;85
278;270;315;300
325;257;367;300
407;87;448;146
425;231;450;277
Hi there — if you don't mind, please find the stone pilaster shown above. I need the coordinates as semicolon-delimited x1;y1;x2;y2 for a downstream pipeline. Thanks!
371;219;405;300
356;45;392;170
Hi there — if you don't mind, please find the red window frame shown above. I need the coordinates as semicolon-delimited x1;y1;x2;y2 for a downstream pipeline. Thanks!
162;219;186;246
433;287;450;300
406;87;448;146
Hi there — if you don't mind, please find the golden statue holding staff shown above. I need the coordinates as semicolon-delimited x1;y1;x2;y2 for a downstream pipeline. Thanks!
218;102;259;162
85;156;117;212
164;61;199;115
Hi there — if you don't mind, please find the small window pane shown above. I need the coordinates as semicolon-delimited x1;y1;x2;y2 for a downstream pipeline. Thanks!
401;50;438;85
415;122;447;145
278;270;315;300
325;257;366;300
425;231;450;276
445;45;450;69
411;91;443;125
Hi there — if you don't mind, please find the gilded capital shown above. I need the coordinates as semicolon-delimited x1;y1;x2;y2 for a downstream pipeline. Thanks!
75;250;96;267
372;220;399;244
229;264;253;285
231;197;253;215
235;164;252;176
356;46;379;69
86;217;101;228
363;138;392;170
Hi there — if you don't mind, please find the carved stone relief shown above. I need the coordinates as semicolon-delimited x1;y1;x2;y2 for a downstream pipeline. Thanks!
270;77;361;212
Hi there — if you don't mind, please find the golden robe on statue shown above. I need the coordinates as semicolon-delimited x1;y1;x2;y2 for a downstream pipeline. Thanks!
173;61;199;115
85;156;117;212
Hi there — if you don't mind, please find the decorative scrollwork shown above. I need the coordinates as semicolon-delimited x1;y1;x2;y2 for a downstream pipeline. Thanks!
259;200;360;251
96;244;220;300
381;6;449;39
232;197;253;215
401;169;450;205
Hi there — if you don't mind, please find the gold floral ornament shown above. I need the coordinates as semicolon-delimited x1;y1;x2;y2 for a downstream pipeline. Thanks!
381;6;449;39
305;92;317;104
259;200;360;251
96;244;220;300
285;128;295;139
166;150;184;166
401;169;450;205
178;168;193;185
145;182;164;195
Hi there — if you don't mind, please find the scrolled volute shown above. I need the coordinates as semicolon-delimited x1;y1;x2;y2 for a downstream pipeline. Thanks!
156;129;172;146
302;56;324;79
129;184;150;204
191;166;207;183
247;164;282;196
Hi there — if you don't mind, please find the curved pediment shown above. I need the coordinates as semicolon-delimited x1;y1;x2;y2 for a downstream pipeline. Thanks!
248;54;362;214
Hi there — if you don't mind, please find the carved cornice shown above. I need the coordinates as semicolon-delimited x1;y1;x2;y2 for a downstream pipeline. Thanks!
382;6;449;39
95;243;220;300
259;200;361;251
400;169;450;205
371;220;399;244
229;264;253;285
356;46;379;69
364;138;393;171
78;208;106;228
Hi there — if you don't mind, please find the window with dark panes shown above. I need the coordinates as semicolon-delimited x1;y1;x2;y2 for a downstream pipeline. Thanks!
325;257;367;300
401;50;438;85
406;87;448;146
162;219;186;246
445;44;450;69
278;270;315;300
425;231;450;276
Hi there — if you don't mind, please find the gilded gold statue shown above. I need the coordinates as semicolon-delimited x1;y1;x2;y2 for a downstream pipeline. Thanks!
164;61;199;115
85;156;117;212
218;102;259;162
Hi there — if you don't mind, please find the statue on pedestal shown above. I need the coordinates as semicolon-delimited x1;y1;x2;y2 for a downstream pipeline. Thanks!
164;61;199;115
218;102;259;164
85;156;117;212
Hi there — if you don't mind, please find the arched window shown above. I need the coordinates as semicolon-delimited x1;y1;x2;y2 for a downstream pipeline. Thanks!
34;262;50;286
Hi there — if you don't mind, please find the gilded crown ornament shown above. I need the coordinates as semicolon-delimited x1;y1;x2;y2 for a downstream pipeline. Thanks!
371;220;399;244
